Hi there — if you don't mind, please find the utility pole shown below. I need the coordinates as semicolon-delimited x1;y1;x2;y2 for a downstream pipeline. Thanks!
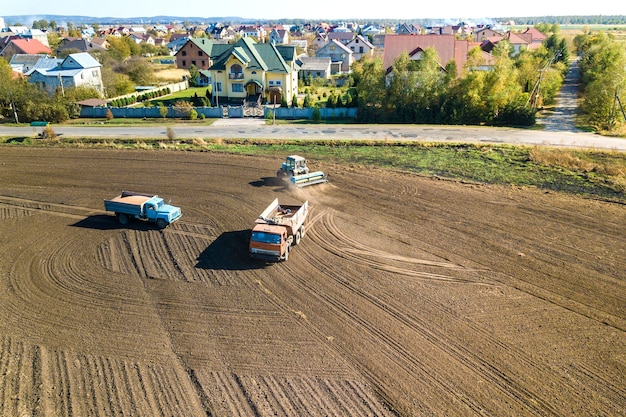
9;91;18;124
58;72;64;97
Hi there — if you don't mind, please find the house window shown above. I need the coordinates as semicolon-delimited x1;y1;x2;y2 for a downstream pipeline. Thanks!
359;47;364;53
182;60;186;66
232;83;243;93
191;61;196;66
269;80;274;86
230;64;243;79
182;50;187;56
215;82;222;92
198;51;203;56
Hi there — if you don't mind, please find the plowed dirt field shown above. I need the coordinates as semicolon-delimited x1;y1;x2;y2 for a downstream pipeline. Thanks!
0;147;624;417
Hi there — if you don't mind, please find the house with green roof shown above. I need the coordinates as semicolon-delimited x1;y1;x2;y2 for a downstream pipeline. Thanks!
175;37;299;106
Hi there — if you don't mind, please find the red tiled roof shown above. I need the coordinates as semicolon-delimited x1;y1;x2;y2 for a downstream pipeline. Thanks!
523;27;547;42
7;38;51;55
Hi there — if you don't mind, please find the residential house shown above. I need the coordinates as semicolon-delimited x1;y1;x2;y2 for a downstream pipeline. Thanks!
478;37;502;54
312;33;328;49
129;33;155;46
207;24;229;40
57;38;108;55
0;38;51;60
9;54;59;75
520;27;546;46
7;26;28;35
269;28;289;45
362;25;384;38
432;25;464;36
327;31;354;46
0;34;19;51
116;27;132;36
80;26;96;38
346;35;374;61
382;34;469;77
20;28;50;47
166;33;190;53
206;37;298;106
504;31;534;54
315;39;353;74
396;23;421;35
240;25;265;42
152;25;170;37
97;27;121;37
90;37;110;50
175;37;216;70
372;34;386;50
297;56;332;80
474;27;502;42
28;52;104;95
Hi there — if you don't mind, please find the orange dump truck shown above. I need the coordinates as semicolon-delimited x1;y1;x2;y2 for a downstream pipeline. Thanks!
249;198;308;262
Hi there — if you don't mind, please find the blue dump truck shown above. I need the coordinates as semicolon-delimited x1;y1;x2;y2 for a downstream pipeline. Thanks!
104;191;182;229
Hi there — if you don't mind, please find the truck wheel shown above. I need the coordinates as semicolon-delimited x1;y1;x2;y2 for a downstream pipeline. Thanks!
117;213;129;225
283;246;289;261
156;218;168;229
294;230;301;245
300;225;306;237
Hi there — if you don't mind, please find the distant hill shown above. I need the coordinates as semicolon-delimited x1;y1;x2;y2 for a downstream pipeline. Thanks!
3;14;626;27
2;14;251;26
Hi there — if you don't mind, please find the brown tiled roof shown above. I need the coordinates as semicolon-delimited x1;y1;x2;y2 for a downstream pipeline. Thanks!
382;34;468;77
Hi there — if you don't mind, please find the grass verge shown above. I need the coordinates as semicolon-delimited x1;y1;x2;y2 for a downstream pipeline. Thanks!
2;136;624;202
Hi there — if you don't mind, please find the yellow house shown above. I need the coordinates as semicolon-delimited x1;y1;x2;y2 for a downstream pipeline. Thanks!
208;37;299;106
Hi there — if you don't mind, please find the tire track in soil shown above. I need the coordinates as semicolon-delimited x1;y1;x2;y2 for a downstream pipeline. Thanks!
267;208;604;416
0;209;209;416
300;180;623;413
330;169;626;330
0;149;624;417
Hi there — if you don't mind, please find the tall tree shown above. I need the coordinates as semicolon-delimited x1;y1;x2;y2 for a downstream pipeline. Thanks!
351;56;386;122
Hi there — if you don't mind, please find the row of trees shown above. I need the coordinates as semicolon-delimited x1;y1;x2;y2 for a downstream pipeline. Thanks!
576;30;626;131
0;29;173;123
0;58;93;123
351;29;569;126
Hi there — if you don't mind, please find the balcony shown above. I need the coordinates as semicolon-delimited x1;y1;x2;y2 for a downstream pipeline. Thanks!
229;73;244;80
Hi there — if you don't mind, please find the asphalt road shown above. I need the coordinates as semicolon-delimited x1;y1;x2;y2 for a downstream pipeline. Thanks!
2;121;625;151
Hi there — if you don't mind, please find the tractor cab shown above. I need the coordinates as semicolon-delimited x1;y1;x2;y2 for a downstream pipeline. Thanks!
278;155;310;177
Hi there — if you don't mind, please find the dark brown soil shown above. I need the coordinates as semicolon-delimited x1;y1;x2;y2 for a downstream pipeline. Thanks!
0;147;624;416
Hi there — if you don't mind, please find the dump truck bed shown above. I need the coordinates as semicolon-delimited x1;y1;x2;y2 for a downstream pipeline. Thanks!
104;192;157;215
256;198;308;234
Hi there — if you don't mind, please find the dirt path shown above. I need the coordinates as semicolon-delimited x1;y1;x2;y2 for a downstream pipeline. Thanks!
538;57;583;132
0;147;624;416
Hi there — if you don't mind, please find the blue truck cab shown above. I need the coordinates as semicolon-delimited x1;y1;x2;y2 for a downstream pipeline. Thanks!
104;191;182;229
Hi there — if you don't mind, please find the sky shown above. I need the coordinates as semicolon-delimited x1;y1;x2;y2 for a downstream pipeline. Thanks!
2;0;625;21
